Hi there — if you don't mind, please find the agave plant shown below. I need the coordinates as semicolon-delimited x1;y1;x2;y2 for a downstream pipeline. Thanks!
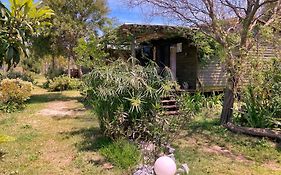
0;0;54;69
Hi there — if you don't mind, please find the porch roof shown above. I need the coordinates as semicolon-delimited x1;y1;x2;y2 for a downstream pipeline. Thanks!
117;24;195;43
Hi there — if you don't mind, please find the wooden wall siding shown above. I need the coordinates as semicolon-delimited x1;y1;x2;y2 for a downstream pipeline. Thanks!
251;40;281;58
197;61;227;92
197;42;279;92
176;43;198;90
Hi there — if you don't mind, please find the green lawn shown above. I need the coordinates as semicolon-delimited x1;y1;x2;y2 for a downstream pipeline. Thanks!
0;84;280;174
175;110;281;175
0;87;122;175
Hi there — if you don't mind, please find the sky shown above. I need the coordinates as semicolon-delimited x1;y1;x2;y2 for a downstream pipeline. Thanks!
1;0;166;25
107;0;166;25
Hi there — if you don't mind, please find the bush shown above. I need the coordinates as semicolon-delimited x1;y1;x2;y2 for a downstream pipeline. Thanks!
235;59;281;128
48;75;82;91
99;139;141;170
0;79;32;112
235;86;273;128
83;59;192;147
45;67;65;80
181;92;222;114
6;71;36;84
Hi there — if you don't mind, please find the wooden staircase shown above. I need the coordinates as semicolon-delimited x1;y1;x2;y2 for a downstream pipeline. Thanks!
161;95;179;116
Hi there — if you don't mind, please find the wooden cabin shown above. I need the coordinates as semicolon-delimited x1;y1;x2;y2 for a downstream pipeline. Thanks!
115;24;227;92
116;24;278;92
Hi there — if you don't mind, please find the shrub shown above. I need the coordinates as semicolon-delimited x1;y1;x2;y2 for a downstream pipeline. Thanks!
6;71;36;84
235;59;281;128
235;85;273;128
48;75;82;91
99;139;141;170
83;59;192;147
0;79;32;112
181;92;222;114
45;67;65;80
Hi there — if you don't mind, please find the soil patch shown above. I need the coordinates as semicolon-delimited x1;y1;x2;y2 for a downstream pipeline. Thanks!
202;145;250;162
38;100;86;117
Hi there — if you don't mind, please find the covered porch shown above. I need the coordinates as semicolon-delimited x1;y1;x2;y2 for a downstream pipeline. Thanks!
118;24;199;91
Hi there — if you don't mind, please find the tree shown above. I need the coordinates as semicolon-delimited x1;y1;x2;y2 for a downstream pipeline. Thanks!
0;0;54;70
127;0;281;137
74;34;108;69
42;0;109;77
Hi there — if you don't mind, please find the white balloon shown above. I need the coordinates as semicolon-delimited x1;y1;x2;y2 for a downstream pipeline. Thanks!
154;156;177;175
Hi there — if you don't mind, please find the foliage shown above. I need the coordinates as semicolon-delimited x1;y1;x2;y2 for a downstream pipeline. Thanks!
21;56;42;73
45;67;65;80
74;35;109;69
181;92;222;114
6;71;36;84
235;59;281;128
192;32;224;65
48;75;82;91
0;79;32;112
235;85;274;128
99;139;141;170
41;0;110;74
0;0;53;69
84;59;192;148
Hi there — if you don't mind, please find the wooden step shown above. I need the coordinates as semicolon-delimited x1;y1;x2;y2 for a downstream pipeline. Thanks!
161;96;176;100
164;111;180;116
162;105;179;109
161;100;177;104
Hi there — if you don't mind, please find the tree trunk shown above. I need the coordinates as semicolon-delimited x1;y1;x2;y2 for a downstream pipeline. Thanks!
220;77;235;125
225;123;281;141
78;66;83;78
68;57;71;78
52;56;56;70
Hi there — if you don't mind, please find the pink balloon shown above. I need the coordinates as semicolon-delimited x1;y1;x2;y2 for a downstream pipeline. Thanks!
154;156;177;175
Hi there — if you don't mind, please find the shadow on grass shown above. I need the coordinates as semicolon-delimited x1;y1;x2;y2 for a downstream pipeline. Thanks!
29;92;83;104
185;118;223;136
63;127;112;152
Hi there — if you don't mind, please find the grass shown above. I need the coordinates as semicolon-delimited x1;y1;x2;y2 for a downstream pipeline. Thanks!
99;139;141;170
0;83;123;175
174;108;281;175
0;77;280;174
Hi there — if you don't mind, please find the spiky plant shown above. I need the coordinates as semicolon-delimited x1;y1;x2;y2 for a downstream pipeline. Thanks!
83;58;189;143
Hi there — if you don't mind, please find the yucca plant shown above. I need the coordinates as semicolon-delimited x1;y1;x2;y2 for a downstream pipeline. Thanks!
83;58;190;144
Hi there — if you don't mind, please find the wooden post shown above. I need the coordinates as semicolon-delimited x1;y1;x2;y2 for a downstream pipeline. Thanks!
170;45;177;80
131;38;137;57
153;46;157;61
68;57;71;78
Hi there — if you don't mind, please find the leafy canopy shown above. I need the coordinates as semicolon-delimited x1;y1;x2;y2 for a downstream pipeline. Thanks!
0;0;54;69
